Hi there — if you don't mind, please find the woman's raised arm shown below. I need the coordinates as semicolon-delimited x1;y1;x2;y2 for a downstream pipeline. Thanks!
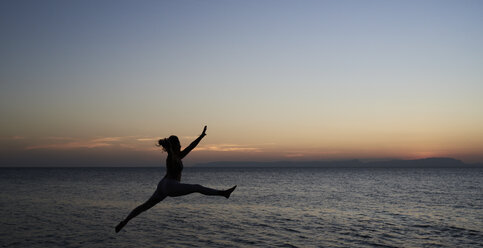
180;126;207;159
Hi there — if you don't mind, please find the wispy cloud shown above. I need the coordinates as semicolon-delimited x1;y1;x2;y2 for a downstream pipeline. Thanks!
91;137;122;142
22;136;263;154
26;141;112;150
136;138;156;142
197;144;262;152
45;136;75;141
24;136;160;151
283;150;343;158
26;136;123;150
0;136;26;140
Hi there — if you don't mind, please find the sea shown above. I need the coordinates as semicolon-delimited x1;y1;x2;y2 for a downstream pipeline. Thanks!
1;166;482;248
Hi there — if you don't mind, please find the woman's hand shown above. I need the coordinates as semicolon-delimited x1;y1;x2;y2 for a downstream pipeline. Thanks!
201;125;207;137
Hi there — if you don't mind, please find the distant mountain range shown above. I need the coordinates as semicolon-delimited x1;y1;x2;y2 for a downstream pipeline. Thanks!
195;158;483;168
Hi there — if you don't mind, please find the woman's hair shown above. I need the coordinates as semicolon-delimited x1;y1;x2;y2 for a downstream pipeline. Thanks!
157;138;170;152
157;135;180;152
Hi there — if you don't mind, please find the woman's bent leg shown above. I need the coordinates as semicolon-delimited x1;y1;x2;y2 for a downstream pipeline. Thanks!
124;197;163;222
116;193;166;233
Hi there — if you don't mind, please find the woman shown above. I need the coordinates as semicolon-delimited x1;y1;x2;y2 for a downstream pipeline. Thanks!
115;126;236;233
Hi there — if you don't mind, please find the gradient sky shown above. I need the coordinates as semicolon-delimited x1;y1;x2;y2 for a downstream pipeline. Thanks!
1;0;482;166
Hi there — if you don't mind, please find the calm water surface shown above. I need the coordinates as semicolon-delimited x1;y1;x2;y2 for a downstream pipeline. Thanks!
1;167;482;247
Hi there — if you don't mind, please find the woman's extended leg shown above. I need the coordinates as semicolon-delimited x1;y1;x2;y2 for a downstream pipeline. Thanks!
115;193;166;233
167;181;236;198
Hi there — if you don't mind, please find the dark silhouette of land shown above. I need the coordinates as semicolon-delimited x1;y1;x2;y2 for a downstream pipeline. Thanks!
195;157;483;168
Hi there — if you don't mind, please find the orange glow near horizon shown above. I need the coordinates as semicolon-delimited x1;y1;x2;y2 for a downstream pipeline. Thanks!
7;130;482;164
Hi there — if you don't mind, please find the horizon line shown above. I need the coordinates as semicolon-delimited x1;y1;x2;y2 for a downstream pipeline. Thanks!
1;157;482;168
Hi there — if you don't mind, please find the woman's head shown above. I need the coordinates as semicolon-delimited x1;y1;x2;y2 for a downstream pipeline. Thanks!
157;135;181;153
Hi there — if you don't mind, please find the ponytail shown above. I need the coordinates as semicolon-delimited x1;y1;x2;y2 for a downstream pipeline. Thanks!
157;138;170;152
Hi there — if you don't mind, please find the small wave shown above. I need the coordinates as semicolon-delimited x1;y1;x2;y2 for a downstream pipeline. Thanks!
412;224;432;228
283;227;301;233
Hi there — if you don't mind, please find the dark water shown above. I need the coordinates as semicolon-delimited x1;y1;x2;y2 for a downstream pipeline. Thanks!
1;167;482;247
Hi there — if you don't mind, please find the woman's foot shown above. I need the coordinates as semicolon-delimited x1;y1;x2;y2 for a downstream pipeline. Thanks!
115;220;127;233
223;185;237;199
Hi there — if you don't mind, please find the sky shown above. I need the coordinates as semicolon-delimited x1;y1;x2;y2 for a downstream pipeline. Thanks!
1;0;482;166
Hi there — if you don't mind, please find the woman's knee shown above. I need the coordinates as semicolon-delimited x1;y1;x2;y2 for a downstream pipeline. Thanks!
167;184;200;197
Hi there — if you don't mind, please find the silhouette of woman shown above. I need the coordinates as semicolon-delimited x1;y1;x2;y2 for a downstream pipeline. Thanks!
115;126;236;232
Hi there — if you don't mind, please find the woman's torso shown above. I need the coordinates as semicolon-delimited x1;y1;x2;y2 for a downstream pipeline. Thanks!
165;153;183;181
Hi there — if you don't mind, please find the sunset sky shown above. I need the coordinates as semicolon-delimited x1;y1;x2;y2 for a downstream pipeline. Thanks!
1;0;482;166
